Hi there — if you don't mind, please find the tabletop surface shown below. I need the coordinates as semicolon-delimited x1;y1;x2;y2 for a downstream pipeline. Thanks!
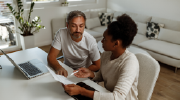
0;47;109;100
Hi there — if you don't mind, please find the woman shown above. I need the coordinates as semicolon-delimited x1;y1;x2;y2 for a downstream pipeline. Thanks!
63;14;139;100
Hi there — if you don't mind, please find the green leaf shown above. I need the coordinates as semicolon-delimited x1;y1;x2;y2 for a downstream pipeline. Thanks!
16;16;20;20
21;9;24;12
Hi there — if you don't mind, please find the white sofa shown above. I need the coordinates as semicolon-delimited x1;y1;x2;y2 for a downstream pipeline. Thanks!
84;9;180;72
51;8;180;72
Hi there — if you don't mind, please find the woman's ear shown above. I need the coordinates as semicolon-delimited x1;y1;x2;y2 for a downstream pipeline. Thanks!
114;40;122;47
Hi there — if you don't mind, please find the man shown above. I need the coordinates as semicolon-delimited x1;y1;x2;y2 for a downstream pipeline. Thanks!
47;10;101;77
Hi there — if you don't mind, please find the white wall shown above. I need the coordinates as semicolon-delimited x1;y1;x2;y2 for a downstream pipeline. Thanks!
107;0;180;21
26;0;107;47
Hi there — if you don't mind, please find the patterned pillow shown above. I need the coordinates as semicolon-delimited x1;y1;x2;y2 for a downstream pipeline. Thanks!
98;13;113;26
146;22;164;39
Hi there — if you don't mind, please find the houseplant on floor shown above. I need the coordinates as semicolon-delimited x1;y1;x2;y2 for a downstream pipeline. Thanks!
6;0;45;50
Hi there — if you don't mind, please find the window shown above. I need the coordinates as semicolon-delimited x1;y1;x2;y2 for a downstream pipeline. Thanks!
26;0;59;2
0;0;17;49
67;0;97;5
67;0;95;1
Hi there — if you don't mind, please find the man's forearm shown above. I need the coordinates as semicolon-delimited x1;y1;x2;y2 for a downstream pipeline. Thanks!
87;64;100;72
47;56;62;71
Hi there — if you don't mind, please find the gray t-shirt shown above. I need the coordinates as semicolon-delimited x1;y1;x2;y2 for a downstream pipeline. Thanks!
52;28;100;69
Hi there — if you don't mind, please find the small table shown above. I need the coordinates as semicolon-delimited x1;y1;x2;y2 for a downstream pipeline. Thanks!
0;47;109;100
97;41;150;56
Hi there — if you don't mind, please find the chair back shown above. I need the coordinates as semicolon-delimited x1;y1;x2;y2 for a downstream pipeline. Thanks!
135;53;160;100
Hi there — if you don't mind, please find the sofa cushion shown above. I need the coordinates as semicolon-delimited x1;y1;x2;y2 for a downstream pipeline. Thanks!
151;16;180;31
138;40;180;59
89;8;107;18
112;18;117;22
158;28;180;45
98;13;113;26
84;29;103;38
126;12;152;23
136;22;146;35
114;11;125;18
91;26;107;34
83;10;91;19
51;18;66;38
146;22;164;39
132;34;149;45
86;17;101;29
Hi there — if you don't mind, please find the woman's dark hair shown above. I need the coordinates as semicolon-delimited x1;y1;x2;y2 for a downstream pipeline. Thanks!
108;14;137;48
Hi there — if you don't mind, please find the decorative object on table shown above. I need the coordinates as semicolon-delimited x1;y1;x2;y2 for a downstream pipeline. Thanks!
146;22;164;39
61;1;69;6
61;2;65;6
6;0;45;50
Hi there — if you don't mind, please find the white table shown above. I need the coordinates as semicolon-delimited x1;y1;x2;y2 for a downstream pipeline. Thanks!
0;47;109;100
97;41;151;56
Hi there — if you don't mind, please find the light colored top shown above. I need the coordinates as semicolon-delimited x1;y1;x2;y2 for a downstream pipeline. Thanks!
52;28;100;69
93;50;139;100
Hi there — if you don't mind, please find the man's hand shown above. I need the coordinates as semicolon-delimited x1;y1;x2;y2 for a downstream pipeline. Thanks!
62;84;82;96
74;67;94;78
56;67;68;77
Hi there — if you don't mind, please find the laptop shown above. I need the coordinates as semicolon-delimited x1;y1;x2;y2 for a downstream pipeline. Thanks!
0;49;49;79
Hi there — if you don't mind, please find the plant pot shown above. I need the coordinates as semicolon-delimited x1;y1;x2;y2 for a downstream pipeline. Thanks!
20;35;34;50
61;3;65;6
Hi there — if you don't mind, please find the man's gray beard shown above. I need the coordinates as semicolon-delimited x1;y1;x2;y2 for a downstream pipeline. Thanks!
68;28;82;39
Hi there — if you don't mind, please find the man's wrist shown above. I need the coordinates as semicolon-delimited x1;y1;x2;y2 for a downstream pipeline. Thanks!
89;71;95;79
55;66;63;71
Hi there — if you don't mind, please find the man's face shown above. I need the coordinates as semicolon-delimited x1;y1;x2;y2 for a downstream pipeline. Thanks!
67;16;85;39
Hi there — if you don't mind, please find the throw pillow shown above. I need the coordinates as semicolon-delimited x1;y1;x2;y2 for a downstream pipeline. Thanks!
98;13;114;26
86;17;101;29
146;22;164;39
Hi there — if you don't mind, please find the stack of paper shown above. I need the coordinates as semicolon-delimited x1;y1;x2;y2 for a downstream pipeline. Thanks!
46;67;75;85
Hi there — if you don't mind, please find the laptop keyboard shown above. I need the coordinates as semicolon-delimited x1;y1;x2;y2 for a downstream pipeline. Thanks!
19;62;42;76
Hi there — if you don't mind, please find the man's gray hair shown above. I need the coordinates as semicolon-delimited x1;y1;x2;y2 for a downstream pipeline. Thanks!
66;10;86;23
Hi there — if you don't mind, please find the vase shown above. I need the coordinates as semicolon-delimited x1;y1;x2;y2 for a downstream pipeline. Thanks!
20;35;34;50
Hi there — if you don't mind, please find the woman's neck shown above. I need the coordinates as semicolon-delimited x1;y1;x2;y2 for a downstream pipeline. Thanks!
110;48;126;60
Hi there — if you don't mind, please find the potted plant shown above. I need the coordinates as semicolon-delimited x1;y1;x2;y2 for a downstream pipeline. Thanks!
64;1;69;6
61;2;65;6
6;0;45;50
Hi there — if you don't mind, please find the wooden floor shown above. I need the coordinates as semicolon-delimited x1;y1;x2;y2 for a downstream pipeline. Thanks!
5;45;180;100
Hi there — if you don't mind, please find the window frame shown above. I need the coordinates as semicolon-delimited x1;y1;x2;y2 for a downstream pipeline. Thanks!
24;0;98;7
0;0;21;52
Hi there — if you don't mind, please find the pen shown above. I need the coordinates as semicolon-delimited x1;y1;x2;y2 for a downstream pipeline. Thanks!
70;70;79;76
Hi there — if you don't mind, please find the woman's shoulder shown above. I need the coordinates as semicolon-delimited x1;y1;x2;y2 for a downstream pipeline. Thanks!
119;50;139;70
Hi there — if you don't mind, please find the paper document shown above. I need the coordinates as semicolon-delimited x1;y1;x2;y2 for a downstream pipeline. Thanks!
47;67;75;85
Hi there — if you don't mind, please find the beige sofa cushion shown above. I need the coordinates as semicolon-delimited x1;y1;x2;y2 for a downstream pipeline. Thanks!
114;11;125;18
86;17;101;29
89;8;106;18
126;12;152;23
85;29;103;38
83;10;91;19
91;26;107;34
132;34;149;45
136;22;147;35
151;17;180;31
138;40;180;60
158;28;180;45
51;18;65;38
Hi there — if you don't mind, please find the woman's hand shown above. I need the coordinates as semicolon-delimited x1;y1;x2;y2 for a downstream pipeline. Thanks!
74;67;94;78
63;84;83;96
